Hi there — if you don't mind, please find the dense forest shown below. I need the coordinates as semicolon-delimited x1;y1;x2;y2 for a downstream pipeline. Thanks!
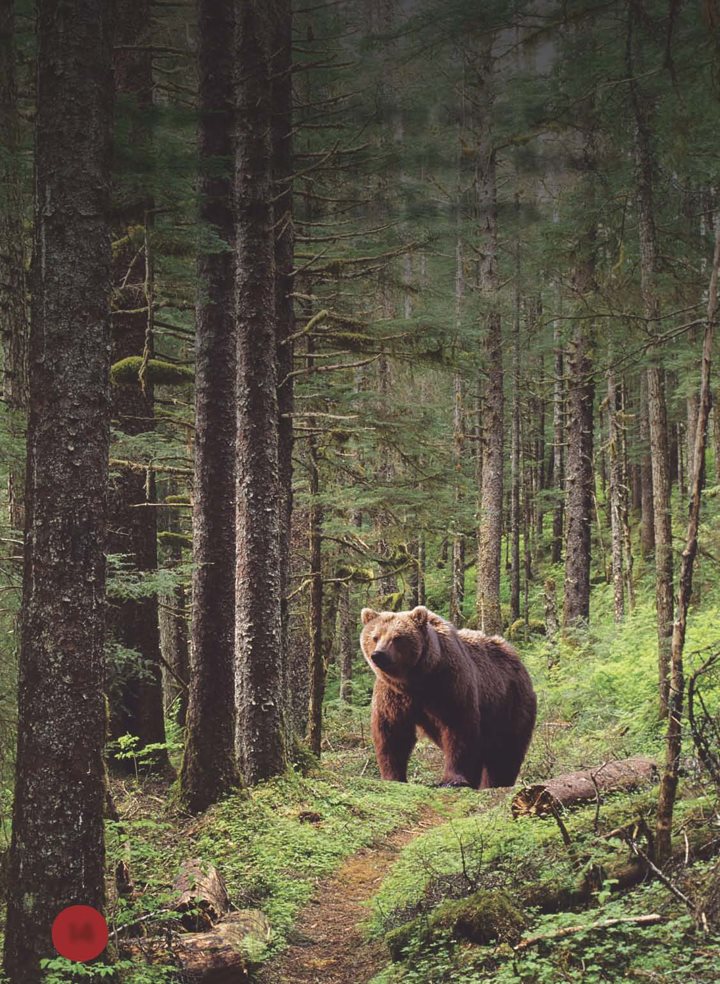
1;0;720;981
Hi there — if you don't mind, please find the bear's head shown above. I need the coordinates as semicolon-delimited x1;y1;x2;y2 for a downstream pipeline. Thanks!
359;605;430;684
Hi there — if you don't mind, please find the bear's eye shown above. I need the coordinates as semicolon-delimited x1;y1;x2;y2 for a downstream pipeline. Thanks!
372;633;379;643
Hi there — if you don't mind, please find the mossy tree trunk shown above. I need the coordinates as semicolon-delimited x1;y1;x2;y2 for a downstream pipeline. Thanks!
627;15;673;714
656;224;719;864
562;318;595;628
272;0;295;732
179;0;242;813
2;1;112;978
562;119;596;630
474;36;504;636
607;369;625;622
307;353;324;755
0;0;28;533
638;373;655;556
107;0;170;773
509;242;522;624
339;582;354;702
551;321;565;564
234;0;287;784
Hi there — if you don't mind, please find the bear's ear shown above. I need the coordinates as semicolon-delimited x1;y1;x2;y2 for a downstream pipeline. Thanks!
361;607;379;625
409;605;429;627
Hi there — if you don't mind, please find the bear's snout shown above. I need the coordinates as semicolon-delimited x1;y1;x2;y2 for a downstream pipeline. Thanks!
371;649;393;670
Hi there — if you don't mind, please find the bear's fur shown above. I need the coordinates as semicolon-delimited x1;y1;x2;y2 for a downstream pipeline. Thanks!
360;605;536;789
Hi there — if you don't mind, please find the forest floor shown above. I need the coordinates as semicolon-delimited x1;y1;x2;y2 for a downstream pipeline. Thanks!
258;805;446;984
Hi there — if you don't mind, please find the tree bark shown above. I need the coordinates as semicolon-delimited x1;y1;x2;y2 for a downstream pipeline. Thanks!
510;266;522;623
551;321;565;564
159;526;189;727
562;322;594;628
656;223;719;864
288;507;311;736
618;380;635;611
180;0;241;812
119;910;271;982
307;384;324;755
474;37;504;636
234;0;287;783
512;757;658;818
172;859;230;932
108;0;170;773
0;0;28;532
628;8;673;714
272;0;295;733
339;582;354;702
687;389;699;493
607;369;625;622
450;230;465;625
2;1;113;978
450;374;466;624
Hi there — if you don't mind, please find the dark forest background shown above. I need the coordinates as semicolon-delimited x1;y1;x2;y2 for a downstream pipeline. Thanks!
1;0;720;981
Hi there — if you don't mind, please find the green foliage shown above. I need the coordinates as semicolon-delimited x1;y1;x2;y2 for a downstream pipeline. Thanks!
108;732;182;775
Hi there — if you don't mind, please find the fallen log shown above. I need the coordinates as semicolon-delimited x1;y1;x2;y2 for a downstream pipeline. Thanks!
515;913;664;951
173;859;231;931
512;756;658;818
119;909;271;984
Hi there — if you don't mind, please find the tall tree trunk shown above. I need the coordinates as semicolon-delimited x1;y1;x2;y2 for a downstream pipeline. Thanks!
307;346;324;756
628;7;673;714
180;0;241;813
639;373;655;556
474;38;504;635
159;515;189;727
288;507;311;736
450;375;465;623
272;0;295;732
619;380;636;611
607;368;625;622
563;321;595;628
0;0;28;533
551;321;565;564
108;0;170;773
234;0;287;784
2;1;112;978
339;582;354;702
687;388;699;492
656;224;719;864
510;272;522;623
409;534;426;606
450;228;465;624
159;580;189;725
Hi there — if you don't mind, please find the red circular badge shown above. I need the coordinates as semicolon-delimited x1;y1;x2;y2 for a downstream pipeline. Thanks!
51;905;108;962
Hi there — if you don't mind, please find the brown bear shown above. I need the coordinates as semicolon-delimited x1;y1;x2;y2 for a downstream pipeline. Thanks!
360;606;536;789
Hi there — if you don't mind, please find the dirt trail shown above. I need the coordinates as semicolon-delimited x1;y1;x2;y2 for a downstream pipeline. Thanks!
260;809;443;984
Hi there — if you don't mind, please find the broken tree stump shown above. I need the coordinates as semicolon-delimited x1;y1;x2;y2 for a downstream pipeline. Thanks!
173;858;231;931
512;756;658;818
119;909;272;984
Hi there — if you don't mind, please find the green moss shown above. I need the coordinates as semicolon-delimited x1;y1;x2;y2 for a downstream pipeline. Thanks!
288;736;320;776
508;618;546;641
157;531;192;551
433;890;526;944
380;590;405;612
111;356;194;387
165;494;191;505
386;890;526;961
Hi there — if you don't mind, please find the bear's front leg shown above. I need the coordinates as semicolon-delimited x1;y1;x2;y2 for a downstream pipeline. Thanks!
439;729;479;788
371;684;417;782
